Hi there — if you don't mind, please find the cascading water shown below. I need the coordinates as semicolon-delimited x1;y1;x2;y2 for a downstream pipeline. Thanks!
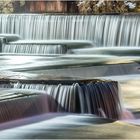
0;80;122;120
2;44;67;54
0;14;139;46
0;36;93;54
0;88;60;123
0;14;139;124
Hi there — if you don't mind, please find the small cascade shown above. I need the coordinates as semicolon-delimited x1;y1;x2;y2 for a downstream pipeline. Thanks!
0;89;60;123
0;14;139;46
1;37;93;54
0;79;122;120
2;44;67;54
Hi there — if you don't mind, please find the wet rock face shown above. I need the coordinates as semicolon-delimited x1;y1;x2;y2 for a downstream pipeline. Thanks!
0;90;61;123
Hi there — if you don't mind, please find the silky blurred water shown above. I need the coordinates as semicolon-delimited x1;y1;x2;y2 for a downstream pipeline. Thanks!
0;53;139;114
0;14;140;46
0;14;139;139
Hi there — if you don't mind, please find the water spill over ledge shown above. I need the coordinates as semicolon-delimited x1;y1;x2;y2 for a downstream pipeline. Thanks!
0;77;122;120
0;14;139;46
0;13;139;139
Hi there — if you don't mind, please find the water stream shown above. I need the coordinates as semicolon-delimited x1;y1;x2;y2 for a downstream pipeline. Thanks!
0;14;139;46
0;14;139;123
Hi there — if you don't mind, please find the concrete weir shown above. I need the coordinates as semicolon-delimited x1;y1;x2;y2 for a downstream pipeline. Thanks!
0;14;139;139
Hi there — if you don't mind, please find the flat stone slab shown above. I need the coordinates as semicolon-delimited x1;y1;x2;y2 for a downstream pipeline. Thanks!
8;40;94;48
0;34;20;42
72;47;140;56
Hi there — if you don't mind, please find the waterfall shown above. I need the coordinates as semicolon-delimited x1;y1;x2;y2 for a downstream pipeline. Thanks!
1;39;93;54
0;14;139;46
0;89;60;123
2;44;67;54
0;14;138;123
0;80;122;120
